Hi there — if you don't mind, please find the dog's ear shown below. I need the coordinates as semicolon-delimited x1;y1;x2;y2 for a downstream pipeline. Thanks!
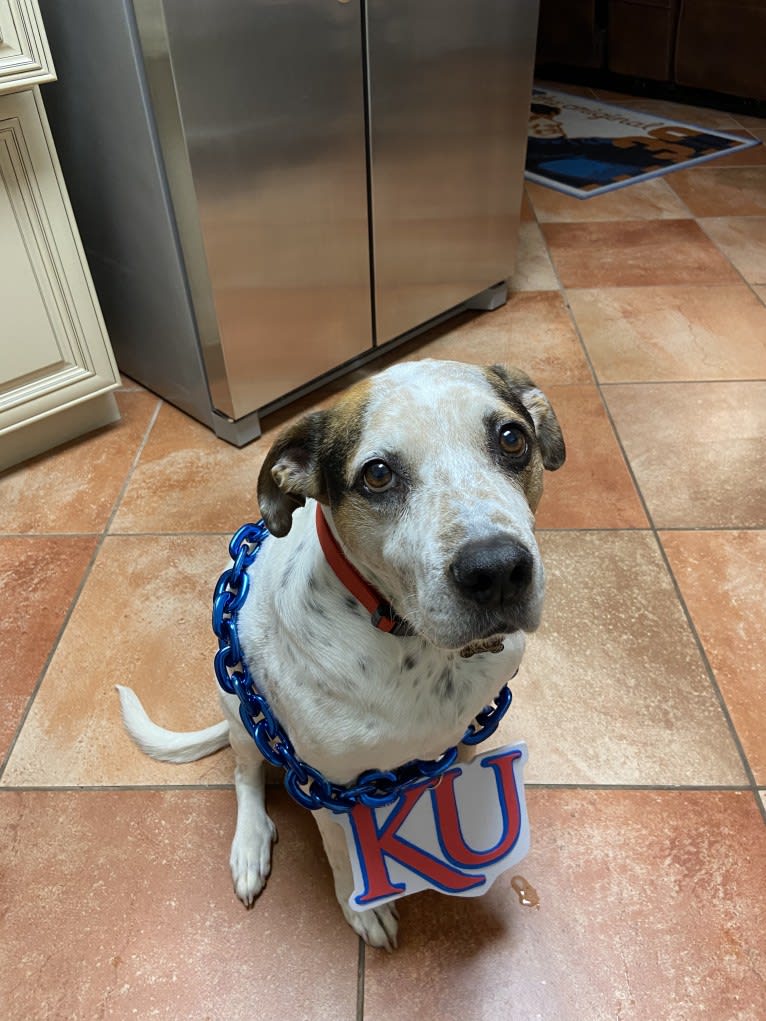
257;411;329;537
486;364;566;471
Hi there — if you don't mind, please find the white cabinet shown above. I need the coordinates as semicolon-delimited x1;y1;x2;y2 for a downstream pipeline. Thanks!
0;10;119;471
0;0;54;93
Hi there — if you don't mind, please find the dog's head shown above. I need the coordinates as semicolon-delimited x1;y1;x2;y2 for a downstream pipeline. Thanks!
257;360;565;650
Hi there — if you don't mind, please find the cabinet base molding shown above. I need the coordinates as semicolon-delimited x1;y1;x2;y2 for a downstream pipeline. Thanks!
0;391;119;472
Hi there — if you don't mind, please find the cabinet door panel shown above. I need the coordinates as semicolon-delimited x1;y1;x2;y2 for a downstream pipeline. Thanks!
0;0;54;93
0;89;118;434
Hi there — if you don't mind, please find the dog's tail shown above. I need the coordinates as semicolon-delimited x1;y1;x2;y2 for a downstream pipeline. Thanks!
116;685;230;763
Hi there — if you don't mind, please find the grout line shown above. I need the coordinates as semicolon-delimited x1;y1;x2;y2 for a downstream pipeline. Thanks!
598;378;766;387
356;938;366;1021
562;279;763;292
645;523;765;533
538;526;650;533
556;293;658;528
102;399;163;535
0;531;102;539
0;530;233;539
0;784;236;793
0;399;162;783
651;530;762;794
595;376;761;802
541;235;764;807
0;782;754;794
696;215;766;302
525;783;752;792
103;530;234;538
537;524;765;533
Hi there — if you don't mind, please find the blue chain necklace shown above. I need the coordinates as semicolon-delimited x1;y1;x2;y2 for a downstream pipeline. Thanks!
213;521;514;814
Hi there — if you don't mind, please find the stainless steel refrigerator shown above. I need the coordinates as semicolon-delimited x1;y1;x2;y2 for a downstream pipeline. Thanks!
40;0;538;444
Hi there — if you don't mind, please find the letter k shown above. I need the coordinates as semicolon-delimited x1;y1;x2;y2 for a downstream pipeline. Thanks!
348;782;486;906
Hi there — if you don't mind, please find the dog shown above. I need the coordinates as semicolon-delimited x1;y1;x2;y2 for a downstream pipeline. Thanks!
117;358;565;949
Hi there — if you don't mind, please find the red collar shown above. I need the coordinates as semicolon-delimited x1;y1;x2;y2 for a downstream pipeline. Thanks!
314;504;413;637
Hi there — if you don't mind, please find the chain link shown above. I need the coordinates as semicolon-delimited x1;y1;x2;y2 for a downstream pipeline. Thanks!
213;521;514;813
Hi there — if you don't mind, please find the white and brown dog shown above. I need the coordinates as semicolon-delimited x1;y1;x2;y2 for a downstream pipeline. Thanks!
118;358;565;949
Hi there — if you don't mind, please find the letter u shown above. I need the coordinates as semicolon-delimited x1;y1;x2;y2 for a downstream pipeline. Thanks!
432;750;523;869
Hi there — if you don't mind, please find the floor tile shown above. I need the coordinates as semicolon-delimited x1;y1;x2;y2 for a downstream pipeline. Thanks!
542;220;739;288
492;531;745;785
519;189;535;222
732;113;766;136
568;284;766;382
527;177;691;222
384;291;593;389
1;536;234;786
510;222;559;291
661;531;766;784
363;790;766;1021
117;373;146;391
0;788;358;1021
534;386;647;530
0;392;159;534
0;537;96;764
704;133;766;169
666;166;766;216
700;217;766;284
110;402;273;534
604;382;766;528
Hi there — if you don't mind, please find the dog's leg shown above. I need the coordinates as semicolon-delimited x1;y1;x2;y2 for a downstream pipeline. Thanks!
314;810;399;950
228;724;277;907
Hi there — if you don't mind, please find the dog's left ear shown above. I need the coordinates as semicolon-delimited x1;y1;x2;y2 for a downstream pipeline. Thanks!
257;411;329;537
486;364;566;471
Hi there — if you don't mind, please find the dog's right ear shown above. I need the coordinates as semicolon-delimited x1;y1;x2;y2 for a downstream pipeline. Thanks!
257;411;329;537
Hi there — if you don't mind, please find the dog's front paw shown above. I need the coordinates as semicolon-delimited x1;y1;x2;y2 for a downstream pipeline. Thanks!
342;900;399;951
230;813;277;907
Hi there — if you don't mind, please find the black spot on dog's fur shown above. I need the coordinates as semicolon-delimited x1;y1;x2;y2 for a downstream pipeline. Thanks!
311;600;328;619
403;654;418;672
435;668;455;700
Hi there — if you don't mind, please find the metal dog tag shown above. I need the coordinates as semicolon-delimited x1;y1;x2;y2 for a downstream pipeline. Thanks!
337;742;530;911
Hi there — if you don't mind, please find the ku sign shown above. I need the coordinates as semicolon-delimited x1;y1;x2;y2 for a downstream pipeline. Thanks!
337;742;530;911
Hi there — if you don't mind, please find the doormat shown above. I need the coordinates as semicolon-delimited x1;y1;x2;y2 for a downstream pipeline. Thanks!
525;87;760;198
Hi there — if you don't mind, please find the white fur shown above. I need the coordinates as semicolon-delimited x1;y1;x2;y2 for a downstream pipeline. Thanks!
117;359;558;950
116;685;229;762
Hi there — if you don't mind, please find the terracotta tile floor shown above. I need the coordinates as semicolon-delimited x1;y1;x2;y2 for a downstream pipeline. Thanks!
2;88;765;1020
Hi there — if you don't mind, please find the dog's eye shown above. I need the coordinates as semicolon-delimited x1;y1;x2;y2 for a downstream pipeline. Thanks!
499;424;528;459
362;460;395;492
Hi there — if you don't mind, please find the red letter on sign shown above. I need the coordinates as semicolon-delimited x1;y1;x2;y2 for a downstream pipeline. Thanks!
347;784;486;905
432;750;523;869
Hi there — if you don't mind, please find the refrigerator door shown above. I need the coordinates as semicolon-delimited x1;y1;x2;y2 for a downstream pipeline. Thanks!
366;0;539;343
148;0;373;419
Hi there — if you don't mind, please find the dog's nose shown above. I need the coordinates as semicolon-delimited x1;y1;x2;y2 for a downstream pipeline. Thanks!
450;539;534;608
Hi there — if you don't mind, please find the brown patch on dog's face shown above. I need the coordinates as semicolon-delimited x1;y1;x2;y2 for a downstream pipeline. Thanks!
256;379;372;537
484;364;566;473
317;379;374;510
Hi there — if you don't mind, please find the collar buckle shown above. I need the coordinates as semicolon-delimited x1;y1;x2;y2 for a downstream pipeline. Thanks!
371;602;415;637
